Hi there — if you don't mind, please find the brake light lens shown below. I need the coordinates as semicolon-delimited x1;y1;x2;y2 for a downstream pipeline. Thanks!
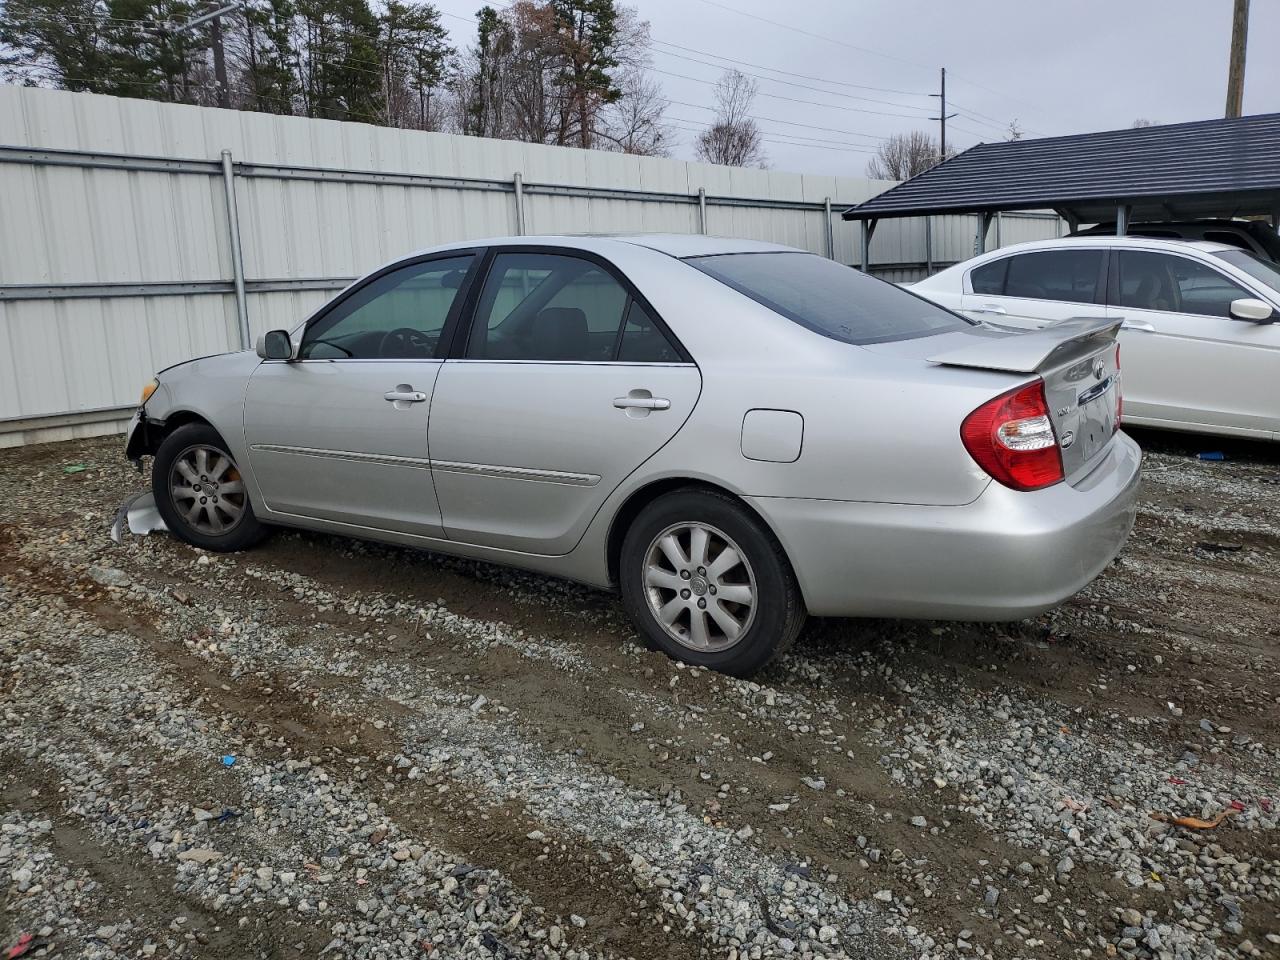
1114;343;1123;428
961;379;1064;492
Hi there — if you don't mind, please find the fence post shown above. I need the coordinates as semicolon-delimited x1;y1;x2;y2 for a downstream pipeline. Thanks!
925;216;934;276
823;197;834;259
697;187;707;234
512;172;526;236
220;149;250;351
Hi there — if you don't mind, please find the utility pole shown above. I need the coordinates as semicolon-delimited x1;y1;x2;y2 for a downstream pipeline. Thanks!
929;67;958;163
209;10;230;109
174;3;239;109
1225;0;1249;118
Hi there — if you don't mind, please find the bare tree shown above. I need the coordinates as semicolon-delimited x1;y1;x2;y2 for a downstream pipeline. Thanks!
695;69;765;168
1005;118;1023;141
596;65;671;155
865;130;948;180
1131;117;1155;128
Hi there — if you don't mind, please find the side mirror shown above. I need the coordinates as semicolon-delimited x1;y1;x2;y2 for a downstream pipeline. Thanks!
256;329;294;360
1229;298;1274;323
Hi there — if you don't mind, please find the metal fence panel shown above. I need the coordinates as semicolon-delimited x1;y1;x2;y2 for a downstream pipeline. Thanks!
0;85;1063;445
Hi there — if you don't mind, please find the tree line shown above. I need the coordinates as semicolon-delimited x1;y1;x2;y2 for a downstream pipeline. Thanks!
0;0;773;164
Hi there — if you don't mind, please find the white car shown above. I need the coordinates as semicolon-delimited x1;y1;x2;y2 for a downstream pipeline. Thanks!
913;237;1280;440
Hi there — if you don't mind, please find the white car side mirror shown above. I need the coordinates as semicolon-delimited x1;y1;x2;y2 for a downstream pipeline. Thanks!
1229;298;1274;323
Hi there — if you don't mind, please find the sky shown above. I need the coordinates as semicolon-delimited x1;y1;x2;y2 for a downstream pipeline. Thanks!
434;0;1279;177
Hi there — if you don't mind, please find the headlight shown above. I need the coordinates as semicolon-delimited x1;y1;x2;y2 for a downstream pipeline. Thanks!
140;378;159;406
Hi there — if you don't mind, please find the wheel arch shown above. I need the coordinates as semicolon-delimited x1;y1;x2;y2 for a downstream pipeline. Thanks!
605;477;792;588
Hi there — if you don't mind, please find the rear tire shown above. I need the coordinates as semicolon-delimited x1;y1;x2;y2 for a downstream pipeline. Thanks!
619;489;806;677
152;423;268;553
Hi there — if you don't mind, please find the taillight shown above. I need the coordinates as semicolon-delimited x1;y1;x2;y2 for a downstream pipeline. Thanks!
1114;343;1123;428
961;379;1064;492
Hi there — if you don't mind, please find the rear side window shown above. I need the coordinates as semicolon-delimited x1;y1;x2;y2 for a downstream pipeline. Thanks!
1202;231;1253;252
1003;250;1104;303
467;252;680;362
688;252;968;345
970;258;1009;295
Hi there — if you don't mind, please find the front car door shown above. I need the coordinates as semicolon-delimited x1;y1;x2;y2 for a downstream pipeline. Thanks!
428;248;702;555
962;247;1108;330
1109;248;1280;436
243;253;478;536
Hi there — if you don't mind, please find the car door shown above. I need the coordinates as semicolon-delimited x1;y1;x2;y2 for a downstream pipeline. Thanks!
243;253;478;536
428;248;702;555
961;248;1108;330
1109;249;1280;434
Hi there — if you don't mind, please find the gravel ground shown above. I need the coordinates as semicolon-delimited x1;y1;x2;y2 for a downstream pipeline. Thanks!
1;429;1277;960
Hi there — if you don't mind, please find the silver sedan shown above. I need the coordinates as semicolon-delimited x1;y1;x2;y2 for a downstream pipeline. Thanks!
125;235;1140;675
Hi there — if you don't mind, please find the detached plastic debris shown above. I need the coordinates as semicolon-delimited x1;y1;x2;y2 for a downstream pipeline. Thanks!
5;932;35;959
62;463;87;474
1149;808;1238;830
1196;451;1227;461
109;491;169;543
221;754;236;768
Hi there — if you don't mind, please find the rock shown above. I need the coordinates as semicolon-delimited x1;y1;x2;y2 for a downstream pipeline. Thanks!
874;890;893;902
910;816;927;828
984;887;1000;908
87;566;130;588
176;848;221;865
1120;908;1143;927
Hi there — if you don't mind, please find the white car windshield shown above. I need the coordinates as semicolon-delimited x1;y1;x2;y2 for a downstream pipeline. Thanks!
1212;249;1280;295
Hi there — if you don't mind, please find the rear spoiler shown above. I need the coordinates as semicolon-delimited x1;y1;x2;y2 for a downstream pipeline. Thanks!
927;316;1122;374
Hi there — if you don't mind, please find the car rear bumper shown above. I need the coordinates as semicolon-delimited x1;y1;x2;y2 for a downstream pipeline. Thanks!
749;431;1141;620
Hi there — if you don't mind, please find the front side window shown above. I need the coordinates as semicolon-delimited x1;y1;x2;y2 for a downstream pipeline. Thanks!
688;252;968;345
1003;250;1103;303
1212;249;1280;296
468;252;677;361
1114;251;1250;318
300;256;473;359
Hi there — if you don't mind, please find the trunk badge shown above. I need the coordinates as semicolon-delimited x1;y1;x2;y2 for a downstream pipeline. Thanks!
1060;430;1076;449
1092;358;1105;380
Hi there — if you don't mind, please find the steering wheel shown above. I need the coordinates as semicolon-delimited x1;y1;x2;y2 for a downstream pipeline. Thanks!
378;327;433;358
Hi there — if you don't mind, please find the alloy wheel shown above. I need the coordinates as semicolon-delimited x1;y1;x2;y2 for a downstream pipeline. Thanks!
642;521;757;652
169;444;247;536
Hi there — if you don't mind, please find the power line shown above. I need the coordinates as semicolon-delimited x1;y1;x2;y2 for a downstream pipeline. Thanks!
665;99;889;143
650;67;938;121
685;0;1046;115
650;39;928;97
650;46;934;111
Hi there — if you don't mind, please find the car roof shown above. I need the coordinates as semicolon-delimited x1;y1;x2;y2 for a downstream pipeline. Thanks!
984;235;1239;256
398;233;803;261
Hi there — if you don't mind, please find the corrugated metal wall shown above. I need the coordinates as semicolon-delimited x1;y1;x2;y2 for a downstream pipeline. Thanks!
0;86;1062;446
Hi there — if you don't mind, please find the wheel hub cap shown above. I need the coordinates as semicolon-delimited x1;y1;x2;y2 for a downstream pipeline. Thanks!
642;522;757;653
169;444;247;536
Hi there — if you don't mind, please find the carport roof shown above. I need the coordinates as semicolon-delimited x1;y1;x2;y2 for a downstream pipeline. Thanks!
842;112;1280;226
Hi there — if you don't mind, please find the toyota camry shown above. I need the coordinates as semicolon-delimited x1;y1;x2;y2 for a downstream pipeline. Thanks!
125;235;1140;676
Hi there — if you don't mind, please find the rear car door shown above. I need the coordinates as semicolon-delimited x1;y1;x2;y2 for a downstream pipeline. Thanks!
962;248;1108;330
1109;249;1280;434
243;253;478;536
428;248;701;555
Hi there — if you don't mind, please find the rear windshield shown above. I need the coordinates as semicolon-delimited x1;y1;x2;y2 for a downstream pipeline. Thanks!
1212;249;1280;295
688;252;970;344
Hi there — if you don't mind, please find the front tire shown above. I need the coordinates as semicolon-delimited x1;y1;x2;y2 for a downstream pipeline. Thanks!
620;489;806;677
152;423;268;552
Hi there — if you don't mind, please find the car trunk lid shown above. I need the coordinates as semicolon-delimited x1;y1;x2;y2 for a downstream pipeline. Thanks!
924;317;1122;480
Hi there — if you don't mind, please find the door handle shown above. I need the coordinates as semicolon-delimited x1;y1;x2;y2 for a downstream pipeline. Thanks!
613;396;670;411
384;389;428;402
1121;320;1156;333
970;304;1007;315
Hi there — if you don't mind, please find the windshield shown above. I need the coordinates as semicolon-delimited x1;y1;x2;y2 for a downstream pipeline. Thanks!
687;252;971;345
1212;249;1280;295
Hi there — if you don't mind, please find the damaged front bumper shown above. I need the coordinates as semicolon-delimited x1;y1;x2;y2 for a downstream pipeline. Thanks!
109;490;169;543
124;407;150;468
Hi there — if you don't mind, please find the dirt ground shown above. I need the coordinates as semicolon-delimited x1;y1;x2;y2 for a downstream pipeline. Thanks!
1;427;1277;960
